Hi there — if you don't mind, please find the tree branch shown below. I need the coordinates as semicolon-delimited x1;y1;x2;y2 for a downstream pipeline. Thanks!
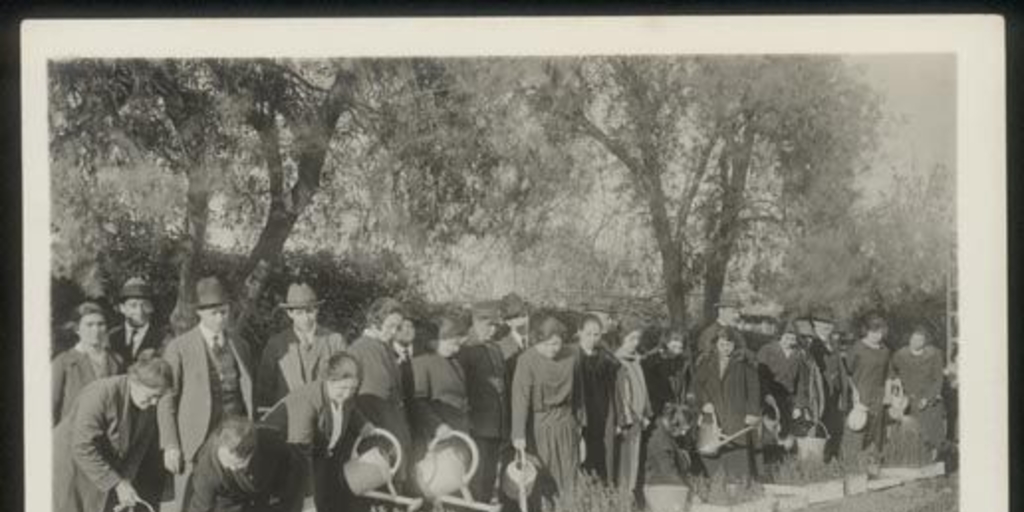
674;131;719;243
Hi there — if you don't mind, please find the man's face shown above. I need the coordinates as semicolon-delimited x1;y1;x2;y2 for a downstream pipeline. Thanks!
578;321;601;351
217;446;252;472
129;382;165;409
286;307;318;334
325;377;359;404
716;336;735;357
508;316;529;344
379;313;404;342
780;332;798;350
666;335;686;356
120;298;153;328
718;307;739;325
197;305;231;334
813;321;835;341
436;336;465;358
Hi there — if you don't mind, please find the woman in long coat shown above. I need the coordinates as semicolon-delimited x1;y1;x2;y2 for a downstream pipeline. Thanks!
511;315;584;500
889;326;945;458
53;302;124;425
840;316;891;466
642;329;693;419
609;319;653;493
53;355;173;512
693;327;761;484
576;314;621;483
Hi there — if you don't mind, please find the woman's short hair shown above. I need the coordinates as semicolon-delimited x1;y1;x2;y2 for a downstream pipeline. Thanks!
577;314;603;333
909;325;931;342
67;301;106;331
216;416;258;459
366;297;405;329
863;315;889;335
128;353;173;391
531;315;567;344
322;352;362;382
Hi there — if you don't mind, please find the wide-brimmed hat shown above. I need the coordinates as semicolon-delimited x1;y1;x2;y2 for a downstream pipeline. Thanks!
810;307;836;324
279;283;323;310
196;277;230;309
120;277;153;301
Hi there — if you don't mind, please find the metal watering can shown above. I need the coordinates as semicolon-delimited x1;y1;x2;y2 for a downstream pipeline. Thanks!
696;409;758;457
796;419;830;461
501;447;539;512
344;427;404;496
415;430;480;499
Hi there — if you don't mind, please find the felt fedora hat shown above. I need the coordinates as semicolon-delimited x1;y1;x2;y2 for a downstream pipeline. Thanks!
196;277;230;309
279;283;323;309
120;277;153;300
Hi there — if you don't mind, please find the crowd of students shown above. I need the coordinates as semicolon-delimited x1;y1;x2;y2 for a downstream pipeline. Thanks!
51;275;957;512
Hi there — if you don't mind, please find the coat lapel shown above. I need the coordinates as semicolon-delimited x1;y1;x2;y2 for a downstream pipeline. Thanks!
114;377;133;457
188;330;212;401
278;338;305;393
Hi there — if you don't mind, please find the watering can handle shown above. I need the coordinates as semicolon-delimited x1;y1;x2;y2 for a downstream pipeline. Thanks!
352;427;404;476
812;419;831;440
114;499;156;512
515;446;529;512
426;429;480;485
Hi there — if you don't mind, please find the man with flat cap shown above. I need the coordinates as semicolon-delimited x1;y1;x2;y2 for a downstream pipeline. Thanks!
696;295;747;357
802;307;849;462
256;281;347;416
456;300;508;502
109;277;170;366
158;276;255;509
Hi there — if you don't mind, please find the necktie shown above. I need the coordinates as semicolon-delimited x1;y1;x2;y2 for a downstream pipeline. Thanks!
329;402;343;450
130;329;142;356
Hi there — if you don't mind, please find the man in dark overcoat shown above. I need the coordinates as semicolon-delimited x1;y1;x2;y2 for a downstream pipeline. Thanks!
108;277;170;365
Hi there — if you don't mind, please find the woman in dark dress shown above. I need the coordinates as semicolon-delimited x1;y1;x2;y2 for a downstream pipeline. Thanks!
511;315;584;500
643;329;694;419
576;314;621;483
693;328;761;484
889;326;945;460
840;315;891;468
411;315;472;457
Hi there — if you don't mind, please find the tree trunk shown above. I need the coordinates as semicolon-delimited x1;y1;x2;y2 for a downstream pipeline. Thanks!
702;127;755;321
169;165;211;335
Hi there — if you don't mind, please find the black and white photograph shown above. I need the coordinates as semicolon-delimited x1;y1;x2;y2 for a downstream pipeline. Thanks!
22;17;1006;512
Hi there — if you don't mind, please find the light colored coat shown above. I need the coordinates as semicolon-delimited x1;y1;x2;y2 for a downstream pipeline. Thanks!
156;326;254;462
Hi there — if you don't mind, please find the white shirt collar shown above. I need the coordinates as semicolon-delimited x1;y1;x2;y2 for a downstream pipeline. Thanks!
199;323;225;348
294;325;317;346
127;323;150;345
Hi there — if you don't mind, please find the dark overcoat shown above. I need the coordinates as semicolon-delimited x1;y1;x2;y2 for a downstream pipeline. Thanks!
693;350;760;446
411;352;470;439
456;338;509;440
53;375;163;512
347;334;413;478
108;323;171;366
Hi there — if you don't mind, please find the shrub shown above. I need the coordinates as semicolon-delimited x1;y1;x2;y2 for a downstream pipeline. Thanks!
542;473;641;512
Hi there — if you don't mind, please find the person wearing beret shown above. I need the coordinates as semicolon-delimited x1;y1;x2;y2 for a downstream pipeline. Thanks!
693;327;761;483
455;301;509;502
108;277;171;367
347;297;414;486
256;282;347;415
184;417;307;512
158;276;255;509
411;315;472;453
696;297;747;357
261;353;374;512
53;301;124;425
889;326;946;461
53;355;173;512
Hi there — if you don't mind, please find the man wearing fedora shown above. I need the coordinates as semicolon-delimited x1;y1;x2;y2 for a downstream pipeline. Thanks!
109;277;170;366
158;276;255;509
256;282;347;416
696;295;747;357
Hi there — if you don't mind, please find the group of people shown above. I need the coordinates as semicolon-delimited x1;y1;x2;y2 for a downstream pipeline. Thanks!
51;275;955;512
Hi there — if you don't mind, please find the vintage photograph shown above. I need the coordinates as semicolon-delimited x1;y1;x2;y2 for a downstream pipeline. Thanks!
23;17;1005;512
